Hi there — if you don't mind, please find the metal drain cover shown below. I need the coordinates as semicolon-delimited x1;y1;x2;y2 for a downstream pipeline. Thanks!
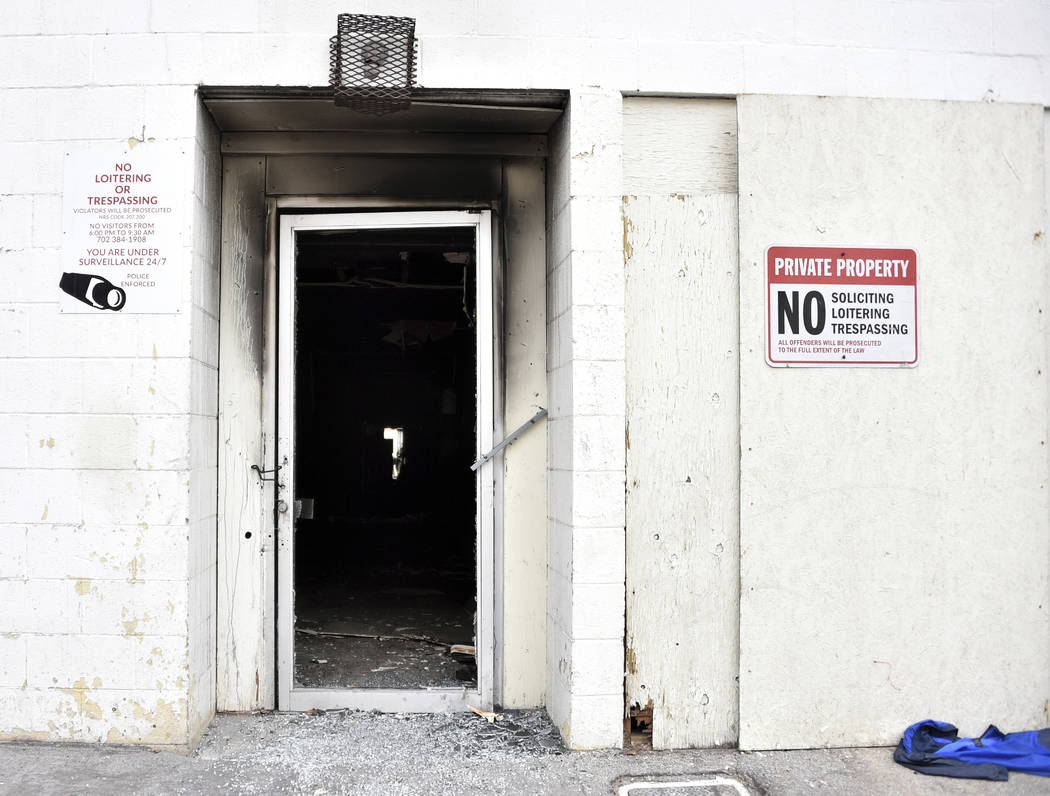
613;774;751;796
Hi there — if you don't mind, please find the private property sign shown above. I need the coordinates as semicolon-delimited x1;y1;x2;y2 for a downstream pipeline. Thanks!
766;246;918;367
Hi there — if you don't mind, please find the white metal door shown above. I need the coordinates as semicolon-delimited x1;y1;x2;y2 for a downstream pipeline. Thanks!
277;210;494;712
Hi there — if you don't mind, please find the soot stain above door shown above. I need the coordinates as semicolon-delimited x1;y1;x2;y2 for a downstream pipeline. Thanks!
292;225;479;690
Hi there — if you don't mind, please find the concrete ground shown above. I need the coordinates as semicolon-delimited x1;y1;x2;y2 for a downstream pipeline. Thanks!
2;710;1048;795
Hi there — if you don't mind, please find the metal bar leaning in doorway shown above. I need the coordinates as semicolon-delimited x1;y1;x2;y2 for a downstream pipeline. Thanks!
471;407;547;471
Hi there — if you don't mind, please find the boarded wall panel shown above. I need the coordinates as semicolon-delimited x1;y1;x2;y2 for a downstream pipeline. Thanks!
623;98;737;195
216;157;274;711
625;193;740;748
738;95;1050;749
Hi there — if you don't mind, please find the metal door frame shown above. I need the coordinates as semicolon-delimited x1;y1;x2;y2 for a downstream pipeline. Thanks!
276;209;495;712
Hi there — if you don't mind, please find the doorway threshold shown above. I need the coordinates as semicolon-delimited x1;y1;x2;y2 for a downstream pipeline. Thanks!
283;687;482;714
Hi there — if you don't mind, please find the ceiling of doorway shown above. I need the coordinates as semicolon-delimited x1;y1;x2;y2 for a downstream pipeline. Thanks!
199;87;566;134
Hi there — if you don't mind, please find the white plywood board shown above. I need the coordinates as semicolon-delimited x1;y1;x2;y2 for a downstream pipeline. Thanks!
738;95;1050;749
500;159;549;708
622;98;737;195
216;157;275;711
624;193;740;748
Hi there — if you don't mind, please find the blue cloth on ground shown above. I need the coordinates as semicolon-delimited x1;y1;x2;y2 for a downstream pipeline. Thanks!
894;719;1050;781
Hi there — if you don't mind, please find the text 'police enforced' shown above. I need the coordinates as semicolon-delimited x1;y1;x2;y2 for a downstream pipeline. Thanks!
766;245;918;367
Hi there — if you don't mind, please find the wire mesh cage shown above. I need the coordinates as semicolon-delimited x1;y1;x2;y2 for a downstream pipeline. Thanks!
329;14;417;115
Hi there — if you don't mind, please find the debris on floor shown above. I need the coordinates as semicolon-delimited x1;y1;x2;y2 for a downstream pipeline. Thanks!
470;705;499;724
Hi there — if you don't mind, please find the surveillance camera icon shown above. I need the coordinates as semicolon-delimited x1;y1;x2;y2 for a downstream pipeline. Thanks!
59;272;126;311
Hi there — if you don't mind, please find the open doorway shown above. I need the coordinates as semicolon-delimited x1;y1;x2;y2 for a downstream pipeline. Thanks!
277;211;494;711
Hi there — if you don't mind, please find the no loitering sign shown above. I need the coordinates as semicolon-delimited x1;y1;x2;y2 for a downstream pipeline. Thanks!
766;245;918;367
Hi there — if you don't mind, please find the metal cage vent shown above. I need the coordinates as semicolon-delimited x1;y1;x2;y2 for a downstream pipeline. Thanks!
329;14;417;115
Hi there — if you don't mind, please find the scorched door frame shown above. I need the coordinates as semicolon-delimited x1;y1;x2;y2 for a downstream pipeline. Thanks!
276;210;495;712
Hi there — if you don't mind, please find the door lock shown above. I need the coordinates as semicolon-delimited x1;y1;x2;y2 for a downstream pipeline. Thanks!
277;499;289;514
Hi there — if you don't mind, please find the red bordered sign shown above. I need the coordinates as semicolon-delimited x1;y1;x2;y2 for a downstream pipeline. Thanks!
766;246;918;367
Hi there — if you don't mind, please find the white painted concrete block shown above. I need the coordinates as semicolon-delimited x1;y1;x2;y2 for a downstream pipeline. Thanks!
79;470;190;526
567;198;620;251
567;250;625;308
22;579;76;635
683;0;795;44
532;38;638;91
6;686;81;738
571;583;625;641
82;359;193;415
28;308;139;358
0;526;27;578
637;39;743;95
571;470;626;529
565;140;624;201
572;527;626;586
41;0;150;35
82;688;189;745
743;43;847;97
28;522;187;582
793;0;897;48
572;416;624;473
570;639;624;696
0;634;27;687
24;526;71;581
0;360;84;413
0;142;64;194
545;623;571;731
570;359;625;417
546;519;572;583
3;3;42;34
34;87;146;143
566;693;624;749
135;634;190;691
0;469;81;525
150;0;258;33
0;415;28;467
23;414;138;470
75;579;189;637
0;307;29;357
31;193;61;249
0;249;62;304
546;567;573;637
190;307;219;366
419;36;532;89
91;34;201;87
571;305;625;362
0;195;33;251
547;417;572;471
26;633;136;689
567;89;622;157
134;415;191;472
890;0;995;53
546;362;573;419
992;0;1050;55
0;36;92;89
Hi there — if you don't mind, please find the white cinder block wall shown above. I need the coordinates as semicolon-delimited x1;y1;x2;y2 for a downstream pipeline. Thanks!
1;0;1048;748
0;99;219;744
546;88;629;750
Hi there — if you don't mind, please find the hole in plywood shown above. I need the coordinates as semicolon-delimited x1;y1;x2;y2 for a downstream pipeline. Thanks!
624;700;654;752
